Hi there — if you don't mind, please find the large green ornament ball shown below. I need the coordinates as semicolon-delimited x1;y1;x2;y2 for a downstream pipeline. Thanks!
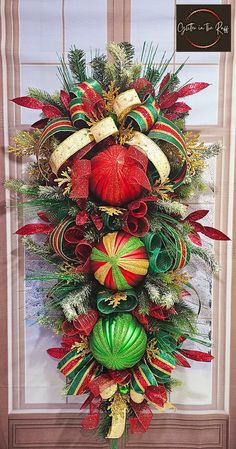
89;313;147;370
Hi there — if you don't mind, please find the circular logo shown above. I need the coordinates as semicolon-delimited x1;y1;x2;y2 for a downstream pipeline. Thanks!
185;8;221;49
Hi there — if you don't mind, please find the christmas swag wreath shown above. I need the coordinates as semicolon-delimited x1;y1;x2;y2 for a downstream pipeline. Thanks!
6;42;229;444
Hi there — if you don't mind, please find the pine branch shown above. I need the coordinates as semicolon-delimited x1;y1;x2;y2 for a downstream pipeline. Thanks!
27;87;66;113
48;279;87;302
97;412;112;439
5;179;37;195
165;378;183;392
107;42;140;90
8;129;41;157
68;46;87;82
170;302;197;335
22;236;57;264
157;303;197;337
144;280;161;303
155;200;187;218
190;244;219;273
137;288;150;314
141;43;174;88
57;55;74;92
202;143;224;159
61;283;93;319
90;54;108;87
119;42;135;64
37;315;64;334
38;186;65;200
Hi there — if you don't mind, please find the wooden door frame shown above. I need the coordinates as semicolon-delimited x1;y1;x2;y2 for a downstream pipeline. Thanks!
0;0;235;448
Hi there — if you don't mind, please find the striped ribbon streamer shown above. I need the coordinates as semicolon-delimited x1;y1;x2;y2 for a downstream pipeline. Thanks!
49;217;78;262
69;97;92;129
147;351;176;377
58;351;99;396
172;236;191;270
67;360;98;395
70;79;103;99
126;96;160;133
39;117;76;148
131;363;157;394
39;79;104;149
70;79;105;128
148;116;188;187
58;351;93;380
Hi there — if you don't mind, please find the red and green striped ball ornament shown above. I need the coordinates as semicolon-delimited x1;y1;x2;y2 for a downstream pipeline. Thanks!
90;231;149;290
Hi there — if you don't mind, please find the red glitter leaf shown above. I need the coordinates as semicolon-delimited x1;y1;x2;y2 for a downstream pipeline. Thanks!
60;90;70;109
76;211;89;226
174;352;191;368
200;226;230;241
47;347;68;359
192;222;206;233
132;308;148;326
73;309;99;336
16;223;55;235
159;73;171;92
159;91;179;109
185;210;209;222
81;413;100;430
169;102;191;113
42;105;63;118
11;96;45;109
178;82;209;98
37;212;50;222
179;349;214;362
163;112;178;121
145;385;167;407
91;214;103;231
188;232;202;246
62;320;80;336
130;401;153;433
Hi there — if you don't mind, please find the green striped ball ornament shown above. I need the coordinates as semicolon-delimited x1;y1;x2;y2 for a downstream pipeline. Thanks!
89;313;147;370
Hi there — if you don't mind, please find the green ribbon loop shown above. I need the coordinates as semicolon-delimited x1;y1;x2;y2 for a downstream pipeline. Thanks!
149;249;173;273
97;290;138;314
70;78;103;98
142;228;190;273
125;95;160;133
141;232;162;253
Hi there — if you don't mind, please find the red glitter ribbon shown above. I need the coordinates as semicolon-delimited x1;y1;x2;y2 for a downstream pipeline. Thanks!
72;309;99;336
81;394;102;430
130;401;153;433
89;370;131;397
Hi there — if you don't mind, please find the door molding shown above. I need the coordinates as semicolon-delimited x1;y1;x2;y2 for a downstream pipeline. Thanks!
8;413;228;449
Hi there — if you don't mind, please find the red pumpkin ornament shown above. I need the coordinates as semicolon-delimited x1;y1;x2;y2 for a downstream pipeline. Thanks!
89;145;151;206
